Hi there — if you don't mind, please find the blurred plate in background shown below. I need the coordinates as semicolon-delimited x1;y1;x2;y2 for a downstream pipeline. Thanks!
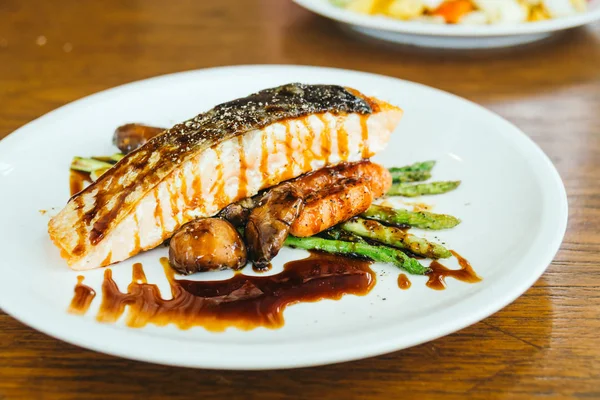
294;0;600;48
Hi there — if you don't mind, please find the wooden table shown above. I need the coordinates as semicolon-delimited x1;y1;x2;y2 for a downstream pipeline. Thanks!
1;1;599;398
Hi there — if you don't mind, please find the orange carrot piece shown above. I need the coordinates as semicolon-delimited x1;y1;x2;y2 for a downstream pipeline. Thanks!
432;0;475;23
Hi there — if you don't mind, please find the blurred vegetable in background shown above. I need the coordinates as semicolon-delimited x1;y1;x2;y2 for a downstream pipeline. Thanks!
330;0;587;24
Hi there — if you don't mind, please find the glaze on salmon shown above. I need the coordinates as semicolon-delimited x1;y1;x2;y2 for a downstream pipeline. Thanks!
48;83;403;270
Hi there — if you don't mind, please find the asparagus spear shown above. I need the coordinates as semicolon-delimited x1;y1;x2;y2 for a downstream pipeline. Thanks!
340;218;451;259
389;161;435;183
284;235;430;275
70;157;113;173
389;160;436;173
321;227;368;244
362;205;460;230
91;153;125;163
388;181;460;197
390;170;432;183
71;154;125;181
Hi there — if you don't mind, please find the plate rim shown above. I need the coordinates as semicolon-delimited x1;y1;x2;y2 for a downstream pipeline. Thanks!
293;0;600;37
0;64;568;370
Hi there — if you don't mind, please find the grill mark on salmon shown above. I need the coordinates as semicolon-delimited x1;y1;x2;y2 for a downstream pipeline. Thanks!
73;196;87;257
49;83;402;270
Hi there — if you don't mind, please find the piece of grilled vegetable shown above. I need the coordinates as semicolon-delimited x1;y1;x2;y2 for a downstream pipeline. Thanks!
113;123;165;154
340;217;452;259
245;184;304;269
362;204;461;230
284;235;430;275
168;218;247;274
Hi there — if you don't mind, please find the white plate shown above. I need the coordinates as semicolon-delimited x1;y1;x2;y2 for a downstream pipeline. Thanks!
294;0;600;48
0;65;567;370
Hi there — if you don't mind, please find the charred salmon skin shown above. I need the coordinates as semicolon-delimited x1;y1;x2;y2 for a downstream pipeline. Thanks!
48;83;402;270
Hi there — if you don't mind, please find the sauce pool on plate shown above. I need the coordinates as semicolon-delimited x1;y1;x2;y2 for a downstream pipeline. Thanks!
68;275;96;315
426;250;481;290
397;273;411;290
69;252;376;331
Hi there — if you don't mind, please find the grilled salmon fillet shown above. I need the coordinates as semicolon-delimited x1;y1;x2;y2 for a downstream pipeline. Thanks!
48;83;402;270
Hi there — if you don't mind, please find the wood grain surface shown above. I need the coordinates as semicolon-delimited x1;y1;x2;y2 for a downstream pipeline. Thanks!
1;1;599;399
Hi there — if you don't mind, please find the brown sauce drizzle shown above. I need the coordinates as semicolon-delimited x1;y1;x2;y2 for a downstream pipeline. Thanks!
252;263;272;273
89;191;127;245
237;136;249;200
93;253;375;331
426;250;481;290
153;189;164;229
359;116;370;159
283;122;296;181
180;167;189;208
318;115;332;163
189;175;201;210
338;120;350;161
101;251;112;267
69;170;93;197
132;213;141;254
168;177;180;219
260;131;270;183
68;276;96;315
301;118;315;171
132;262;147;282
212;148;227;209
397;273;411;290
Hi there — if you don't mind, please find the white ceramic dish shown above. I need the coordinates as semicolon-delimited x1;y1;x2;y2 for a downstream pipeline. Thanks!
0;65;567;370
294;0;600;48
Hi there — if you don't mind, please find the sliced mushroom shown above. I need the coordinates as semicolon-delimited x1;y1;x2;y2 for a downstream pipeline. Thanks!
113;123;165;154
245;184;304;270
218;197;259;227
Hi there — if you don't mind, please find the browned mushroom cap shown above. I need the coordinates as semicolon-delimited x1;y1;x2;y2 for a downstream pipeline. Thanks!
168;218;247;275
218;197;259;227
113;123;165;154
245;183;304;270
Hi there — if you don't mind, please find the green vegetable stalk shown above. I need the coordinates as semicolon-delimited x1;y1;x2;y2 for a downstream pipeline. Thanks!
284;235;430;275
389;160;436;173
362;205;460;230
387;181;461;197
70;157;113;173
340;218;451;259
